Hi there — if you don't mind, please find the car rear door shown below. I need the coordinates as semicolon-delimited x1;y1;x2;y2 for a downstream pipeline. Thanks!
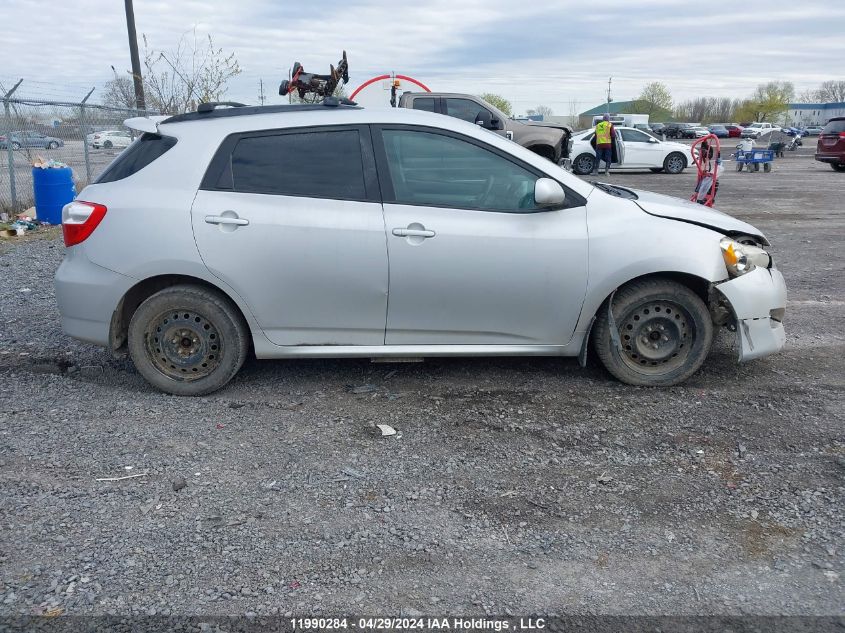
372;125;588;346
192;124;389;347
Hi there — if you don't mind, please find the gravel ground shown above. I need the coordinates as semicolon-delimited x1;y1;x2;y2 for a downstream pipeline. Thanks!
0;143;842;618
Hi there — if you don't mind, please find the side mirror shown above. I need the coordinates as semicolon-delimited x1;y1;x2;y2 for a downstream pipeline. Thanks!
534;178;565;208
475;110;493;128
490;118;504;131
649;137;659;143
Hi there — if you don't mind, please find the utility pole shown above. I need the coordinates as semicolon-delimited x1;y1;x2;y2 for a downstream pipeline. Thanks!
606;76;613;112
259;79;266;105
124;0;146;110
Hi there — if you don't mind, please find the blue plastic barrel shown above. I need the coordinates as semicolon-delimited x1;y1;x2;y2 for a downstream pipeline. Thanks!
32;167;75;225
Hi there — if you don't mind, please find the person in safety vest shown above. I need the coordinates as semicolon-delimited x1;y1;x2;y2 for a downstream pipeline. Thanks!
593;114;615;175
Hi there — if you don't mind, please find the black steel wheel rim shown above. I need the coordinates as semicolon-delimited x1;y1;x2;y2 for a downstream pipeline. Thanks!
617;300;694;374
145;309;222;381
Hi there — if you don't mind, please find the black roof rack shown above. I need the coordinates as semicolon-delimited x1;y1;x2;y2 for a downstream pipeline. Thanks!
162;98;360;124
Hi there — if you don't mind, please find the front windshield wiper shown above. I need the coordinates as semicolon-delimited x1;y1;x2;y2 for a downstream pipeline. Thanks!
592;182;639;200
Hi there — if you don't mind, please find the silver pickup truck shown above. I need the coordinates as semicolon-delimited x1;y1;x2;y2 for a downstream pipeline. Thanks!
398;92;571;163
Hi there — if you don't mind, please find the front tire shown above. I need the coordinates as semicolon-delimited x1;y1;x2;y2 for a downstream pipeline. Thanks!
572;153;596;175
663;152;686;174
11;142;20;150
128;285;249;396
832;164;845;172
593;279;713;386
48;141;59;149
103;140;113;149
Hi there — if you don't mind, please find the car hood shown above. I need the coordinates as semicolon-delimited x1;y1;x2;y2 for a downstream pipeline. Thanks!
524;120;572;134
629;188;769;244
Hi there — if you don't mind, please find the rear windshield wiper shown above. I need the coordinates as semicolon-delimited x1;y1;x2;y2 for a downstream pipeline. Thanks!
592;182;638;200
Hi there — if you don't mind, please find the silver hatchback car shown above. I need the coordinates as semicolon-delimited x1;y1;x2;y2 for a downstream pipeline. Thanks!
55;102;786;395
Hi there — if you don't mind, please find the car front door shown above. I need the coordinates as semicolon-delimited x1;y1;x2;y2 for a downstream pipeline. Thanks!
373;126;588;346
192;125;389;347
619;128;662;167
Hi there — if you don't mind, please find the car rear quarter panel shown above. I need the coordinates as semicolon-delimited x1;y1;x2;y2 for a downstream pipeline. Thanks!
73;125;267;337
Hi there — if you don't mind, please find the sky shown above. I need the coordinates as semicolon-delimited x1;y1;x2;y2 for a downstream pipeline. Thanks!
2;0;845;115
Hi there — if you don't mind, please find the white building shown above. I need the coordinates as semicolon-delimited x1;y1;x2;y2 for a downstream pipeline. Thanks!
786;102;845;127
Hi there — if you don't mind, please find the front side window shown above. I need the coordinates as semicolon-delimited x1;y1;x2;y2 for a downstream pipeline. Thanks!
445;98;489;124
230;130;365;199
381;129;540;212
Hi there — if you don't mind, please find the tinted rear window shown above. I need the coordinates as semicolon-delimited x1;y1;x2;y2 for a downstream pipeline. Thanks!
95;133;177;183
229;130;365;199
822;119;845;134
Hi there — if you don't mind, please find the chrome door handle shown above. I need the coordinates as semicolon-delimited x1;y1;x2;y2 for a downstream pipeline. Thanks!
392;228;435;238
205;215;249;226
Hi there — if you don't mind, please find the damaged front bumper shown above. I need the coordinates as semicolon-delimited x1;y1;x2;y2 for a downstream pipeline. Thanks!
715;267;787;362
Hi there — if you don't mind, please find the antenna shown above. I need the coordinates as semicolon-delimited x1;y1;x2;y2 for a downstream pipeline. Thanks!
259;78;266;105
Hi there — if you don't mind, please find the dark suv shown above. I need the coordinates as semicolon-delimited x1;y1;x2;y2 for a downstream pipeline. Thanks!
664;123;695;139
815;117;845;171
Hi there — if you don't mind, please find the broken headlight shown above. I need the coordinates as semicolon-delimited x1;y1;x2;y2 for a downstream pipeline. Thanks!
720;237;771;277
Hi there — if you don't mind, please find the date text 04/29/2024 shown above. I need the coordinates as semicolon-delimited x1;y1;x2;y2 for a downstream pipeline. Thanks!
290;617;547;630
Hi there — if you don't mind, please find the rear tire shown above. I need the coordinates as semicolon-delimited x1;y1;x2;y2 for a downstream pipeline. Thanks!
103;140;113;149
128;285;249;396
663;152;686;174
11;142;20;150
572;153;596;175
593;279;713;386
832;164;845;172
48;141;59;149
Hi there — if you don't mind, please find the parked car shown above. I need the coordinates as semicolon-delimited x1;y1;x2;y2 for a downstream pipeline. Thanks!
0;131;64;150
707;125;729;138
399;92;571;163
741;122;777;139
54;102;786;395
92;130;133;149
680;126;710;139
649;123;667;135
725;124;744;138
814;116;845;172
569;126;692;174
663;123;696;139
801;125;824;136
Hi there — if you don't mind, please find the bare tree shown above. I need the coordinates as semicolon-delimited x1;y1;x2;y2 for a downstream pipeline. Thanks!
816;80;845;103
102;69;138;109
533;105;553;118
142;29;241;114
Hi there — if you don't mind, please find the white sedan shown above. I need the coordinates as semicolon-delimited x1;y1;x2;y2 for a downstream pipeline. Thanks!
569;127;693;175
91;130;133;149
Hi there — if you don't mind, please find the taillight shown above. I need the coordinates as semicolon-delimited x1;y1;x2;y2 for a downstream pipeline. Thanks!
62;201;107;247
839;132;845;139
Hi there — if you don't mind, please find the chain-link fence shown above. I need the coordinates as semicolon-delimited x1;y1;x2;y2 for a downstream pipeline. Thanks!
1;79;158;214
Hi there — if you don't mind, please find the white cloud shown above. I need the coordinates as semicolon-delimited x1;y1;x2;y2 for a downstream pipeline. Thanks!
1;0;843;114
